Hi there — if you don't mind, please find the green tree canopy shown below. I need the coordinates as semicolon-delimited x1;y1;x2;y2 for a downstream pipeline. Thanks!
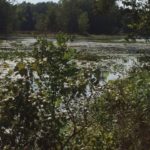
0;0;15;33
78;12;89;34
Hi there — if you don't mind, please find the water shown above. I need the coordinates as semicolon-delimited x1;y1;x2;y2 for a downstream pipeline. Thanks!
0;37;149;84
1;36;150;52
77;55;139;84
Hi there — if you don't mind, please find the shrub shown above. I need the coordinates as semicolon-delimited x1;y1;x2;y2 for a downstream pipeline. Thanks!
92;68;150;150
0;34;94;149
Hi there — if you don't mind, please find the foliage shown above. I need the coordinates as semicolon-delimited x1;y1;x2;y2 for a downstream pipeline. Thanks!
1;33;150;149
0;51;31;60
78;12;89;34
35;14;49;32
2;0;150;35
92;66;150;149
0;0;123;34
122;0;150;39
15;2;35;31
0;0;15;33
0;34;95;149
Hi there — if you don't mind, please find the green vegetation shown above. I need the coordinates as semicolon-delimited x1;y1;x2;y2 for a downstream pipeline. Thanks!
92;67;150;149
0;51;31;60
122;0;150;40
0;35;95;149
1;0;150;38
78;12;89;34
1;0;150;149
0;0;15;33
0;0;136;35
0;34;150;149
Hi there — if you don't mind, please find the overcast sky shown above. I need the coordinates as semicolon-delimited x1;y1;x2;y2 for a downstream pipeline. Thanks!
17;0;59;4
16;0;148;5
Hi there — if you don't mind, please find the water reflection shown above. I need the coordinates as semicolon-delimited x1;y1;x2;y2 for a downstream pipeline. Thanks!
78;55;139;86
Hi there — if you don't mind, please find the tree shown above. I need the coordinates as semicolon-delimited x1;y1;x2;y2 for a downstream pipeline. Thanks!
78;12;89;34
16;2;35;31
47;3;58;32
57;0;80;33
35;13;48;32
121;0;150;39
94;0;117;14
0;34;94;149
0;0;15;33
89;0;121;34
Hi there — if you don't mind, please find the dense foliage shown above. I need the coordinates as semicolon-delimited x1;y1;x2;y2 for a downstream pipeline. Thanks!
122;0;150;39
1;0;150;36
0;0;134;34
0;34;150;149
92;66;150;149
0;34;96;149
1;0;150;149
0;0;15;33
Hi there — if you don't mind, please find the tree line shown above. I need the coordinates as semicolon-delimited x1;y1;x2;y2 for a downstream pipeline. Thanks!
0;0;150;35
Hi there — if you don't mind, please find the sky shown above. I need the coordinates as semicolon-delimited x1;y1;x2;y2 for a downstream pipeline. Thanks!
17;0;59;4
16;0;148;5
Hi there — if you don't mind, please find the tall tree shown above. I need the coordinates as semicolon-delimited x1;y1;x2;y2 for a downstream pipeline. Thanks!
47;2;58;32
90;0;120;34
0;0;15;33
35;13;49;32
78;12;89;34
122;0;150;39
16;2;35;31
58;0;80;33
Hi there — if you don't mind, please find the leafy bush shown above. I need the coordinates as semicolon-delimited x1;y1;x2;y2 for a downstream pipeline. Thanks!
92;68;150;150
1;34;150;149
0;34;94;149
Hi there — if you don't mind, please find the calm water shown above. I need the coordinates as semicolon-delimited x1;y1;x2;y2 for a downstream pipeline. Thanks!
0;37;150;84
